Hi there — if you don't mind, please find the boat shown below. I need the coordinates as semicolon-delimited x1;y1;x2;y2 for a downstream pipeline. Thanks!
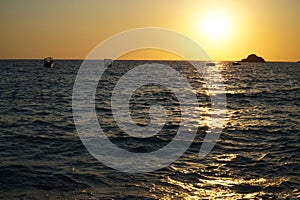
104;59;112;67
206;62;216;66
44;57;54;68
232;62;241;65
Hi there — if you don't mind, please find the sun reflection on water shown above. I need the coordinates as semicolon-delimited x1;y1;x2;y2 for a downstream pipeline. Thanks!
146;166;292;199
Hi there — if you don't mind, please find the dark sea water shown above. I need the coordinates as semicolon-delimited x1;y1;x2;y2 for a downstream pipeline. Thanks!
0;60;299;199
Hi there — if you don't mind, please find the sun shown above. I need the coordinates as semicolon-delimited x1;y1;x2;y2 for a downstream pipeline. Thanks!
200;11;231;40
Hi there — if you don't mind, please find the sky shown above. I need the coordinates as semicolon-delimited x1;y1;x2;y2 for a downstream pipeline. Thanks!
0;0;299;61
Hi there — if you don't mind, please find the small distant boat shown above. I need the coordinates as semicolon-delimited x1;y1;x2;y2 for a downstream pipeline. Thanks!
104;59;112;67
44;57;54;68
232;62;241;65
206;62;216;66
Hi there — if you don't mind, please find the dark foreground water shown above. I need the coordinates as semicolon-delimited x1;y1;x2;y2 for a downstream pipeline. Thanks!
0;60;299;199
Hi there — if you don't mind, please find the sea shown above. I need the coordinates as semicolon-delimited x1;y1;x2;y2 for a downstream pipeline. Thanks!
0;60;299;199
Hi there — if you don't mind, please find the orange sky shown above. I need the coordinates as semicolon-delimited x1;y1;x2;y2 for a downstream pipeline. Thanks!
0;0;299;61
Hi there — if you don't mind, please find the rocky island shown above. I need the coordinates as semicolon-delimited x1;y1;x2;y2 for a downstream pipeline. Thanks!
241;54;265;62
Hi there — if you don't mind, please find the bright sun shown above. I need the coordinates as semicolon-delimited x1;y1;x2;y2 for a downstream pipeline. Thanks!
201;11;231;40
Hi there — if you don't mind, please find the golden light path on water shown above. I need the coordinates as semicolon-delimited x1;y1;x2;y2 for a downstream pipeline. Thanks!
132;62;298;199
147;174;290;199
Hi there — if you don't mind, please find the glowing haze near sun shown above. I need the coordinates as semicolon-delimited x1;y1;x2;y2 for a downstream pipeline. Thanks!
201;11;231;41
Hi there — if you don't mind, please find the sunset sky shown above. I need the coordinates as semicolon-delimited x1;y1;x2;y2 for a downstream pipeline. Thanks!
0;0;299;61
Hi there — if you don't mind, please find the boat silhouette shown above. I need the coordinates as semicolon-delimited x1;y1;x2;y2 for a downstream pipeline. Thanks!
44;57;54;68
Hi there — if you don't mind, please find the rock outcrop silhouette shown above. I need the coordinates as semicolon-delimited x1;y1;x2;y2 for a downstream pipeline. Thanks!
241;54;265;62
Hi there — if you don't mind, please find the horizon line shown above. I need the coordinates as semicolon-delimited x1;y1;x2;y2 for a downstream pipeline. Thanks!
0;58;299;63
